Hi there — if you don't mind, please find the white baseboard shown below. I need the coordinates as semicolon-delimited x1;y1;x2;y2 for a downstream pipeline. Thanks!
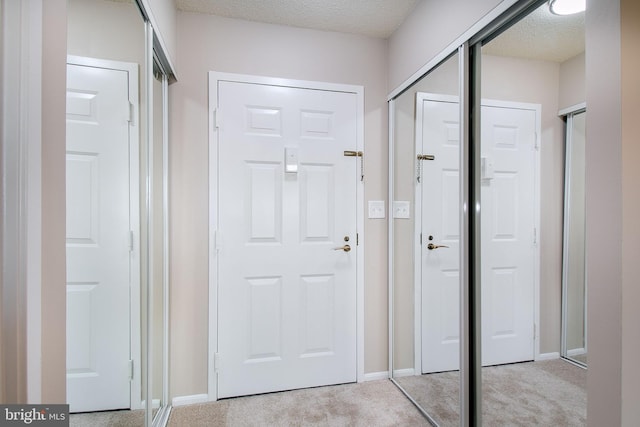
171;394;210;407
392;368;415;378
536;352;560;361
567;348;586;357
140;399;162;409
362;371;389;382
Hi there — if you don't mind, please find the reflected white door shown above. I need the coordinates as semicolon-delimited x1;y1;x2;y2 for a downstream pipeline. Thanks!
66;64;132;412
217;80;358;399
417;94;462;374
480;104;536;366
419;94;536;373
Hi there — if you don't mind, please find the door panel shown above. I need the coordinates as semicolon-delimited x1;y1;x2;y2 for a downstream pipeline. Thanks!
66;64;132;412
217;81;358;398
418;96;461;373
419;95;536;373
481;105;536;366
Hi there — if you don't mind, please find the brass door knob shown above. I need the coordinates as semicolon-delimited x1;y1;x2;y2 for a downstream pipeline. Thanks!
333;244;351;252
427;243;449;250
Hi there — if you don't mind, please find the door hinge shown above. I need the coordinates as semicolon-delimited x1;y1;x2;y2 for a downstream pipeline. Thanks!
533;227;537;245
214;353;220;373
128;359;134;380
213;230;221;252
128;102;135;125
356;233;359;246
534;132;539;151
128;230;134;252
214;108;220;129
420;233;422;245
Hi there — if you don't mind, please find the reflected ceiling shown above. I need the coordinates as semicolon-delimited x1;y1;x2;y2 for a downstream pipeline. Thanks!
483;6;585;62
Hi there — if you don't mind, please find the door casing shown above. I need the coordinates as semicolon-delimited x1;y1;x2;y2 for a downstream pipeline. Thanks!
207;72;365;401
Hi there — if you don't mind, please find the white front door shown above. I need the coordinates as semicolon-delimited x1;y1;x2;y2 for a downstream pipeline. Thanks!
66;63;134;412
418;94;537;373
216;79;358;398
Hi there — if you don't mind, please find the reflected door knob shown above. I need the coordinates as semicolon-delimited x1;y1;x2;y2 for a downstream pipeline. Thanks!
333;244;351;252
427;243;449;250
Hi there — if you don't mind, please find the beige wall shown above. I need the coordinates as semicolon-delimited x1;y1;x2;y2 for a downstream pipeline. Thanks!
0;0;67;403
145;0;177;72
585;0;631;425
388;0;508;90
67;0;145;64
0;0;4;401
41;0;68;404
620;0;640;424
170;11;389;398
559;52;586;110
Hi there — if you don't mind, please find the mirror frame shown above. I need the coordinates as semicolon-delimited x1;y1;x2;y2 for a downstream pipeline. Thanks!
560;103;588;368
141;15;174;427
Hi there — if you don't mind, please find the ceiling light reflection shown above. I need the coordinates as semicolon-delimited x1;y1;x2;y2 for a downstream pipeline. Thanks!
549;0;586;15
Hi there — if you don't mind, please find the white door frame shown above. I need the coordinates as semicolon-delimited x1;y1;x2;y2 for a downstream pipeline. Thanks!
208;71;365;401
413;94;542;374
66;55;142;410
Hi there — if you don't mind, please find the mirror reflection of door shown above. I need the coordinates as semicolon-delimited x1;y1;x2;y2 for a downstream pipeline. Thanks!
562;108;587;366
66;0;148;422
66;57;140;413
417;93;461;375
418;95;538;373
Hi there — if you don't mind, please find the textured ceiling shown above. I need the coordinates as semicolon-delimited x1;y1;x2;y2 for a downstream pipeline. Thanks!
483;6;585;62
175;0;419;38
170;1;584;61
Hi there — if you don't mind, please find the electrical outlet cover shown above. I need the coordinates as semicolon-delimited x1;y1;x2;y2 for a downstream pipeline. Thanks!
368;200;385;219
393;201;411;219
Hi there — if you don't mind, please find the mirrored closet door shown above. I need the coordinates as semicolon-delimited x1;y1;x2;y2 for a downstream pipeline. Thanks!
390;51;463;427
66;1;173;426
562;108;587;367
388;0;587;424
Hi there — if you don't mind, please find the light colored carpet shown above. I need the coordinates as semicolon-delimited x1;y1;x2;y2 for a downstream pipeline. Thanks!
169;380;430;427
395;359;586;427
70;409;144;427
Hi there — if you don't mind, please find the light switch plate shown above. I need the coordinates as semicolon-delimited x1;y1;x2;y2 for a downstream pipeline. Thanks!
393;201;411;219
368;200;385;219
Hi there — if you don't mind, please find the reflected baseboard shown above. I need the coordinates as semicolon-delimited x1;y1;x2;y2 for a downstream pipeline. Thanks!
171;394;209;407
140;399;162;409
392;368;415;378
362;371;389;381
536;352;560;361
567;348;586;357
